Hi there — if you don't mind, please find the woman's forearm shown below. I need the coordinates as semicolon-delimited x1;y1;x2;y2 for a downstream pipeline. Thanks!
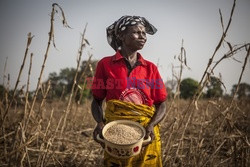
91;98;104;123
148;100;167;127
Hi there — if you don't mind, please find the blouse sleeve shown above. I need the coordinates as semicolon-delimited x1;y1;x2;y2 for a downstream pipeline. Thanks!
91;60;107;100
151;67;167;104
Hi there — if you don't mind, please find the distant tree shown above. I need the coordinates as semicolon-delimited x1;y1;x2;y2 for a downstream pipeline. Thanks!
180;78;199;99
45;59;98;101
59;67;77;93
80;60;98;78
206;76;223;98
45;67;76;99
231;83;250;99
75;60;98;102
0;84;5;97
47;72;63;98
0;85;6;103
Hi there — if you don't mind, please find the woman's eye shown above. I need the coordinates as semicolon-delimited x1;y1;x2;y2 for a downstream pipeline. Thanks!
133;31;144;34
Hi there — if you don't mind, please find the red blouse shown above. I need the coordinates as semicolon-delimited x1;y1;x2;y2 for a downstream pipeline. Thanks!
91;51;167;106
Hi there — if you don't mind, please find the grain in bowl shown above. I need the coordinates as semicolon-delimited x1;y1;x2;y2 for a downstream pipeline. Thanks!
104;123;143;145
97;120;151;159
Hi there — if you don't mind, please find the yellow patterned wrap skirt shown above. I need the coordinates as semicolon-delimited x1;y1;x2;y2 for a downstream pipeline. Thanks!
103;99;163;167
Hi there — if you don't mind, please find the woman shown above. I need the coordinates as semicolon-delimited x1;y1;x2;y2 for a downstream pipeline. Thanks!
91;15;167;167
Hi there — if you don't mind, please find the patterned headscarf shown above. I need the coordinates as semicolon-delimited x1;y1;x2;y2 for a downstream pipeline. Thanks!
106;15;157;51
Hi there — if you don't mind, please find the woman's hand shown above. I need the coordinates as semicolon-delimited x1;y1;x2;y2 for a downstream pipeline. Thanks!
143;124;155;146
143;101;167;147
91;98;105;148
93;122;105;148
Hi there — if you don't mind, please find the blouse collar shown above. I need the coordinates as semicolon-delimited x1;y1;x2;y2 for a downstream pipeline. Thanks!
112;50;147;66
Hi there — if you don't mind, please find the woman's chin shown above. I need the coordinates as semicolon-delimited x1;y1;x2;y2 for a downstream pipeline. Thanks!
137;45;144;50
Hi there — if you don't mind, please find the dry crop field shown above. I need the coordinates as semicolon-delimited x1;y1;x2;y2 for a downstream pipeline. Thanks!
0;1;250;166
0;98;249;166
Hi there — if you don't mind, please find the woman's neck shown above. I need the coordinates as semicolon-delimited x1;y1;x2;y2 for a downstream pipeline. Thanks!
120;48;137;59
120;49;138;67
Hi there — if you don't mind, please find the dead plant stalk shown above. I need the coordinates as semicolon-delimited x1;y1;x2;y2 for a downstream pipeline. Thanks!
60;23;88;136
24;3;71;132
1;33;33;128
173;0;238;162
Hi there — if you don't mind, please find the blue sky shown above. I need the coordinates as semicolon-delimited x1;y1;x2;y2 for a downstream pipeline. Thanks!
0;0;249;93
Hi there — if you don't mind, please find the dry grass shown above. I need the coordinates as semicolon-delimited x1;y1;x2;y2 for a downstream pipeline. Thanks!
1;100;103;166
0;99;249;166
161;99;250;166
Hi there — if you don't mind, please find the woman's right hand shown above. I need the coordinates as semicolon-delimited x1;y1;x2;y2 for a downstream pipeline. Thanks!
93;122;105;148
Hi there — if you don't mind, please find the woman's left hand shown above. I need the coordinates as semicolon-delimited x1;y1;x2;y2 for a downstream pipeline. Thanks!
143;101;167;146
144;124;155;146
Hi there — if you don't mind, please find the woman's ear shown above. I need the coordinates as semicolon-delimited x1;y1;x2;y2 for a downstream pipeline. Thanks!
116;33;125;48
118;33;125;42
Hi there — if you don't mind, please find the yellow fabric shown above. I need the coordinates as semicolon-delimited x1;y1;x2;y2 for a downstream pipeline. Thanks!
103;99;163;167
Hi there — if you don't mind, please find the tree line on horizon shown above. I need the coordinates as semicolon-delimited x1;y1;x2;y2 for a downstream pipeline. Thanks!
166;77;250;100
1;59;250;105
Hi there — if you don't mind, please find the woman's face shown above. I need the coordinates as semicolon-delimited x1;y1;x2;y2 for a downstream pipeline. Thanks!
120;24;147;51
